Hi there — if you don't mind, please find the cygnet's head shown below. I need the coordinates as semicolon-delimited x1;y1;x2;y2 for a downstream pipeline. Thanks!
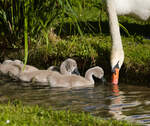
91;66;104;79
85;66;104;80
60;58;80;75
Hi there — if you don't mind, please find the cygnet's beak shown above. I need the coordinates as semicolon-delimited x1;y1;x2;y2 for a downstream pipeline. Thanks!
112;68;119;85
72;68;80;75
101;77;106;83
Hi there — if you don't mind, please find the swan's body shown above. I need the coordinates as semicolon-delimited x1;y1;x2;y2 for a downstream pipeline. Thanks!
114;0;150;20
106;0;150;84
48;66;104;88
16;58;79;83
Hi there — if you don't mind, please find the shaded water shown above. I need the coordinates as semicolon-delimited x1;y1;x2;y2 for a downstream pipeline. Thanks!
0;76;150;125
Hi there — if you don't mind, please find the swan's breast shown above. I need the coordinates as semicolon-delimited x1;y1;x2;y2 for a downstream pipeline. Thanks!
114;0;150;20
114;0;132;15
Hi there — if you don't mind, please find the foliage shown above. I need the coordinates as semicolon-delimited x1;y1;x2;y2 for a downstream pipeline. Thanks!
0;102;141;126
0;0;107;47
0;0;60;47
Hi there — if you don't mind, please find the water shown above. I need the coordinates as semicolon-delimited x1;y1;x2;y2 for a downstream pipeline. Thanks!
0;76;150;125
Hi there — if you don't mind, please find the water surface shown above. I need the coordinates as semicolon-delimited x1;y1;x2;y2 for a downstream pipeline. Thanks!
0;76;150;125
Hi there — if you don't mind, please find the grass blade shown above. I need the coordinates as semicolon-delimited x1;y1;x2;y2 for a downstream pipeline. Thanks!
23;0;29;70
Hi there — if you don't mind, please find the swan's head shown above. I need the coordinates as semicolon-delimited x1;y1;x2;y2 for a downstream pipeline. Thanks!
111;49;124;85
60;58;80;75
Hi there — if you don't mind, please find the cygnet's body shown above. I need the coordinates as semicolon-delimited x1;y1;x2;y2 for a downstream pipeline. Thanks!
48;66;104;88
0;63;20;76
19;70;52;83
3;59;23;65
13;63;39;73
0;60;23;76
17;58;79;83
0;59;39;80
8;62;39;80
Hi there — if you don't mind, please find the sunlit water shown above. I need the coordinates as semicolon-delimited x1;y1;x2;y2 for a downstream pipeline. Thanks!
0;76;150;125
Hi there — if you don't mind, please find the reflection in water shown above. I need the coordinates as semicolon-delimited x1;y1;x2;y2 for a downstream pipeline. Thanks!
0;76;150;125
108;85;127;120
109;84;150;125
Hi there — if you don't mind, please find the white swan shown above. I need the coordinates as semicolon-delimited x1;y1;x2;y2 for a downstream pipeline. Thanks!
106;0;150;84
47;66;104;88
17;58;79;83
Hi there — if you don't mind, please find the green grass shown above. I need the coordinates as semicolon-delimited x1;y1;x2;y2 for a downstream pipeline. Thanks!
0;102;141;126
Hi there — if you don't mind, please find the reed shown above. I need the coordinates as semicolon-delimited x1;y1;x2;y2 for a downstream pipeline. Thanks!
0;0;104;45
23;0;29;67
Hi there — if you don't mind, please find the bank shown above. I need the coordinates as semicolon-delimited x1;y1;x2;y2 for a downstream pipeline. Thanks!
0;102;141;126
0;34;150;84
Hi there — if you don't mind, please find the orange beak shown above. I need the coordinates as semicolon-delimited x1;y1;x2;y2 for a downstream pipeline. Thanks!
112;68;119;85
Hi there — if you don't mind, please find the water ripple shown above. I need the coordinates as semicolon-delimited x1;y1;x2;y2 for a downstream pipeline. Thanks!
0;76;150;125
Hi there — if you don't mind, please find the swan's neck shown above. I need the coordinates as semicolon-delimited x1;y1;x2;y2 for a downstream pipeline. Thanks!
107;0;123;49
85;71;94;84
107;0;124;69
